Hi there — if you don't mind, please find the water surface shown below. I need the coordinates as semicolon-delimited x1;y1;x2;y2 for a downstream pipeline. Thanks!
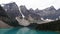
0;27;60;34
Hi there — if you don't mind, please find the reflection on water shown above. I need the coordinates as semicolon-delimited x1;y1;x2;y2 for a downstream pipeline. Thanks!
17;27;30;34
0;27;60;34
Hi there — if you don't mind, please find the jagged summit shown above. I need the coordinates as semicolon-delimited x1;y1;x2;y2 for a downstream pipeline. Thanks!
1;2;21;19
19;5;60;20
0;2;60;27
43;6;56;11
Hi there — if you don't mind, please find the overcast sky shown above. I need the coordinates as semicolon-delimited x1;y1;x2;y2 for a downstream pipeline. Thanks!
0;0;60;10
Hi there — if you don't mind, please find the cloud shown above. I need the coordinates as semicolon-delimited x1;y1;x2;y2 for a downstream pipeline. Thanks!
0;0;60;10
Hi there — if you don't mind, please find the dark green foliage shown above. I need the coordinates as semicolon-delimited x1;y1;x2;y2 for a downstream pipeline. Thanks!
35;20;60;31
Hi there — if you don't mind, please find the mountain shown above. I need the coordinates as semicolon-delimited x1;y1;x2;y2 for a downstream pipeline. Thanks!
1;2;21;19
0;2;60;27
29;9;41;20
56;9;60;19
43;6;56;15
20;5;41;20
20;5;29;17
28;6;58;20
33;6;57;20
20;5;59;20
42;6;57;19
0;5;8;17
0;5;21;27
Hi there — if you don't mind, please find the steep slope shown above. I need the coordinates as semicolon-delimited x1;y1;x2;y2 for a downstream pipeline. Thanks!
1;2;21;19
0;5;21;27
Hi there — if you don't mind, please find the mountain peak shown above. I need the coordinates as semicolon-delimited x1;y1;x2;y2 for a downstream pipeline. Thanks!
44;6;56;11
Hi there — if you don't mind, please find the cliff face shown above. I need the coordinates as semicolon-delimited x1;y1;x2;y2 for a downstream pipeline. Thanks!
0;5;8;17
0;5;12;28
0;5;21;27
1;2;21;19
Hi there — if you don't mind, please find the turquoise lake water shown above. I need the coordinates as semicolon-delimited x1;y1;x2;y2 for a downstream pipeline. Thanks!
0;27;60;34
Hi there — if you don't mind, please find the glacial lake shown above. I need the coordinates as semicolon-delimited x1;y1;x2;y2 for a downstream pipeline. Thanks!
0;27;60;34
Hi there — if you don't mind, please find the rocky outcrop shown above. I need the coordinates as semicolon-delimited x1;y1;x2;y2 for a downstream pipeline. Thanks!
1;2;21;19
20;5;41;20
0;5;21;27
0;5;8;17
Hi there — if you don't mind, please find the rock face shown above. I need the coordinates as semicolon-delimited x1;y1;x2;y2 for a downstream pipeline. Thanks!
0;5;21;27
0;5;12;28
28;6;60;20
20;5;29;17
42;6;57;19
34;6;57;20
20;6;41;20
35;20;60;31
0;5;8;17
1;2;21;19
20;5;58;20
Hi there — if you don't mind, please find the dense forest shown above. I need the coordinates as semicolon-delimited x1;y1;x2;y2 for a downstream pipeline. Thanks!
35;20;60;31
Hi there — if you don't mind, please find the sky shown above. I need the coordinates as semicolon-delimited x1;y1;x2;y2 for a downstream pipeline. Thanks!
0;0;60;10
